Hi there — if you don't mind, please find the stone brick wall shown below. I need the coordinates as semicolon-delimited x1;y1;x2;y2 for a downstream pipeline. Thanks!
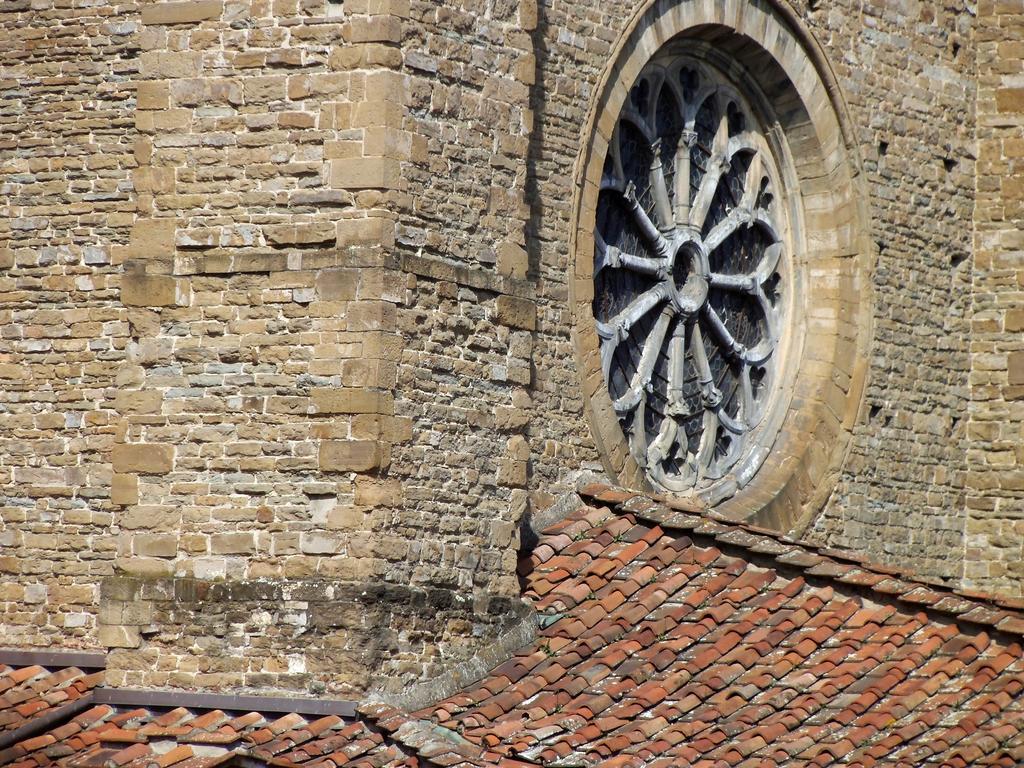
0;0;538;695
801;0;976;584
98;0;536;694
0;0;139;645
964;0;1024;595
1;0;1021;695
377;0;539;603
396;1;534;278
101;573;530;693
110;0;391;595
95;0;392;691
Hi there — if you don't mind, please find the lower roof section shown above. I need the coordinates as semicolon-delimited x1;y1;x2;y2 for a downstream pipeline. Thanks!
4;484;1024;767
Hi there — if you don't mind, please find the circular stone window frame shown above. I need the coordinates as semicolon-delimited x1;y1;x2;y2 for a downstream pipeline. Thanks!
570;0;873;532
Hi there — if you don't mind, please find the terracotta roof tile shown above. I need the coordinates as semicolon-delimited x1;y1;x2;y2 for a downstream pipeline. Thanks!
0;665;101;737
349;487;1024;767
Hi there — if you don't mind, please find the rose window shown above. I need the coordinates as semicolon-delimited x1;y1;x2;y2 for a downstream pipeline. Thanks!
593;58;789;494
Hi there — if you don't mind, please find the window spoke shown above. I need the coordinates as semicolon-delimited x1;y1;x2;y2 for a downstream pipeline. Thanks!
702;304;745;360
649;139;675;232
709;272;755;292
622;182;673;260
613;306;674;414
595;231;665;277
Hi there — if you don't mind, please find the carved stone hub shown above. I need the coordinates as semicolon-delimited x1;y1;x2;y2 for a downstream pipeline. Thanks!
670;240;709;315
593;57;788;494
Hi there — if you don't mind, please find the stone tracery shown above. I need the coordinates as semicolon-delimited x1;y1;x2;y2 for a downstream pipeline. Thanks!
593;59;786;493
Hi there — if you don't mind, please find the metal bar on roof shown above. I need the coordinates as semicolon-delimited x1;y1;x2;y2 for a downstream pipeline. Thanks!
0;649;106;669
92;688;358;717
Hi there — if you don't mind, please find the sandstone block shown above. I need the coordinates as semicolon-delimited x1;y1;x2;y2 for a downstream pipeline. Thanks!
137;108;192;133
1009;351;1024;385
13;467;65;486
325;140;362;160
122;273;181;307
497;458;527;486
133;534;177;558
115;390;162;414
279;111;316;128
352;99;403;128
136;81;170;110
337;217;396;249
345;301;396;331
132;167;175;194
326;506;364;530
112;444;175;474
345;414;377;441
496;406;529;430
211;533;256;555
243;76;287;104
300;532;344;554
519;0;538;30
497;241;528;279
264;223;336;246
129;218;176;258
362;332;404;361
346;16;402;44
266;396;309;414
515;53;537;85
117;506;175;532
134;137;153;166
996;88;1024;113
0;364;28;379
320;440;383;472
507;434;530;461
115;556;174;577
100;577;141;602
121;600;154;625
342;358;398;388
141;1;222;24
99;625;142;649
312;388;394;415
140;51;203;79
495;295;537;330
344;0;409;13
363;127;413;159
169;77;242;107
111;474;139;506
355;477;404;507
330;157;402;190
287;73;350;100
316;268;358;301
363;70;405;100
